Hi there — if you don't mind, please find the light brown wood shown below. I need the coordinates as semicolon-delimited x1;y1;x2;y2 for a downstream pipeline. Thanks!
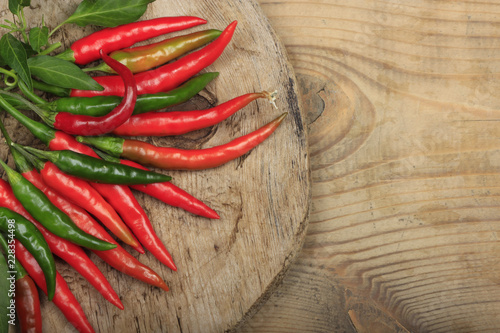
0;1;308;332
237;1;500;332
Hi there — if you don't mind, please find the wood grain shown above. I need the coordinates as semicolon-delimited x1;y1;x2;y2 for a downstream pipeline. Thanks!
0;1;308;332
238;1;500;332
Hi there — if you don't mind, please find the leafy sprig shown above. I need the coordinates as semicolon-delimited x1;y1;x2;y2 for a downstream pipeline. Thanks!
1;0;153;94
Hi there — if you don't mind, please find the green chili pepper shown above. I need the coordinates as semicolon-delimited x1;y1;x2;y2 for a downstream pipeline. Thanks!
33;79;70;97
0;159;116;252
0;233;27;280
0;245;12;333
0;94;33;110
16;144;171;185
44;72;219;116
0;208;56;301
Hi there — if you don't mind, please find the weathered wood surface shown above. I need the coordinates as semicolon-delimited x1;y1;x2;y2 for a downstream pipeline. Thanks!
237;1;500;332
0;1;309;332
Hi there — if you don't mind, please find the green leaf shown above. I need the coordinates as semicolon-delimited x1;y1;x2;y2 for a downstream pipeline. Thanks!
8;0;29;15
20;40;37;58
63;0;154;28
29;26;49;52
0;33;32;90
8;0;21;16
28;55;103;91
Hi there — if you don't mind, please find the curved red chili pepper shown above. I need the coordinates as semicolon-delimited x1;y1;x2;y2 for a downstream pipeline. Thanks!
58;201;169;291
47;132;171;286
62;16;207;65
95;180;176;270
52;50;137;135
71;21;237;97
14;173;167;290
0;178;124;310
15;275;42;333
125;112;287;170
80;113;287;170
0;102;173;273
112;91;277;136
38;161;144;253
15;242;95;333
121;159;219;219
47;131;179;270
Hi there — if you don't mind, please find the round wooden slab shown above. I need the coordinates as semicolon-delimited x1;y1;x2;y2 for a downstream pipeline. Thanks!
0;1;309;332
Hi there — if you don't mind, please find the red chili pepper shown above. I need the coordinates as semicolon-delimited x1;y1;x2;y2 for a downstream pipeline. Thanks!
31;177;169;290
0;154;165;290
44;50;137;135
121;159;220;219
70;21;237;97
0;178;124;310
38;160;144;253
15;242;95;333
78;112;288;170
3;173;168;290
58;16;207;65
49;131;215;218
94;179;176;270
46;131;180;271
112;91;277;136
0;99;175;275
86;29;222;74
15;274;42;333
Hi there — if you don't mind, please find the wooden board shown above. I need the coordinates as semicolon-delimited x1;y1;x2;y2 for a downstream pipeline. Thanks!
0;1;309;332
236;1;500;332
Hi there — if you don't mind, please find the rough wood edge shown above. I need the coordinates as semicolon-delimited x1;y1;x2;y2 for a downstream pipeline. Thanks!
228;203;310;333
226;2;312;331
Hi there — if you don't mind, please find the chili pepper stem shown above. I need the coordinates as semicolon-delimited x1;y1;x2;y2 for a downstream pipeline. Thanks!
264;90;278;109
76;135;124;157
0;90;55;126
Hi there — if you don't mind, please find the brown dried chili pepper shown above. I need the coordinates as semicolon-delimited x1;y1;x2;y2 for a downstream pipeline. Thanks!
77;112;288;170
57;16;207;65
112;91;277;136
70;21;237;97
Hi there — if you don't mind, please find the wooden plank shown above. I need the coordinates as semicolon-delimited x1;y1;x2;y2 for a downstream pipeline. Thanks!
0;1;309;332
239;1;500;332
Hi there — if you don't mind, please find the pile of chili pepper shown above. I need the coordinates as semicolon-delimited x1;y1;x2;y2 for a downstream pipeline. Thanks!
0;13;287;333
